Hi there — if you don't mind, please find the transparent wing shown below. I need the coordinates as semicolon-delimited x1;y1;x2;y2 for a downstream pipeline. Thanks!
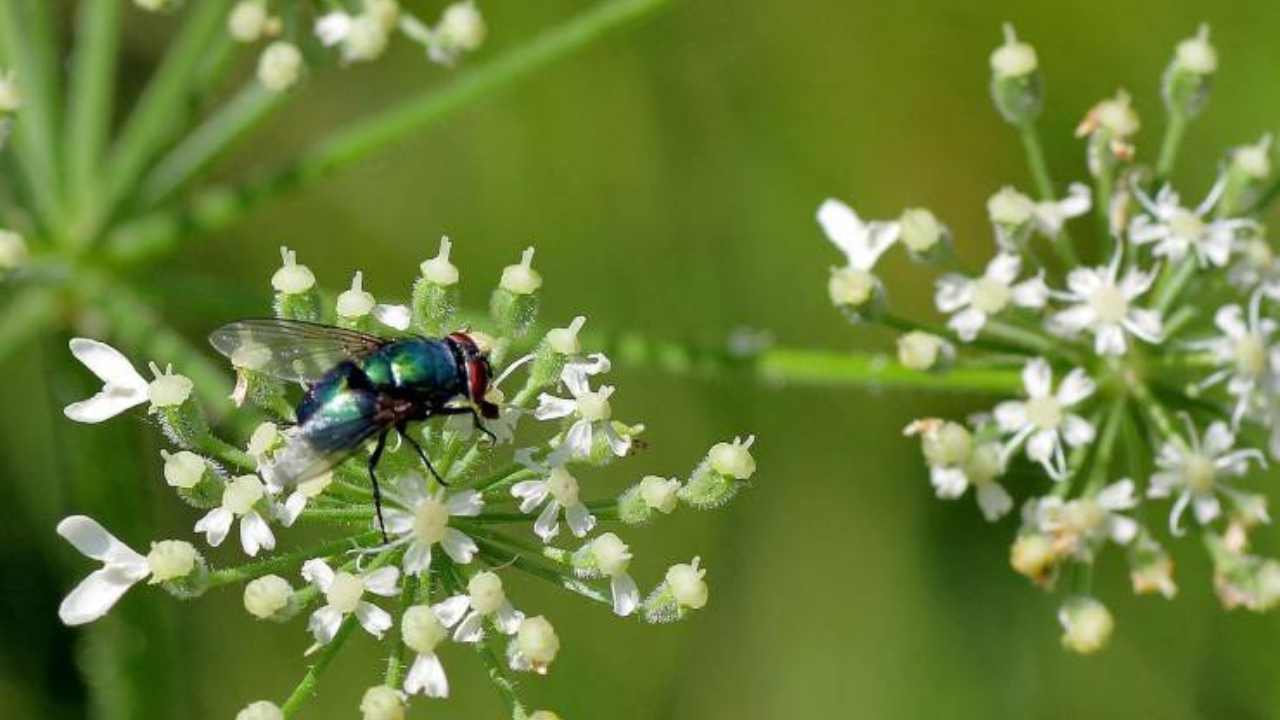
208;319;388;384
264;386;386;488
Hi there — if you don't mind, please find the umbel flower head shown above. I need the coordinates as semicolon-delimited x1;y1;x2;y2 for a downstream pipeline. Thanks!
814;22;1279;655
57;243;758;716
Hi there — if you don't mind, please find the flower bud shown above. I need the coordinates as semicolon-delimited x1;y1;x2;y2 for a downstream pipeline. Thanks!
436;2;486;52
528;316;587;390
336;271;377;321
529;712;562;720
147;540;198;582
161;450;206;489
640;475;680;513
680;436;757;509
989;24;1042;124
236;701;284;720
1010;532;1056;586
898;207;948;258
228;1;270;42
419;235;460;286
897;331;949;371
244;574;293;619
490;247;541;338
666;557;708;609
987;186;1035;226
1058;596;1114;655
917;421;971;468
546;315;586;356
468;571;506;614
411;237;460;334
1162;25;1215;119
590;532;632;577
134;0;181;11
1232;135;1272;181
247;422;282;462
709;436;757;479
271;247;322;322
402;604;448;653
258;42;303;92
343;15;389;63
828;267;878;309
515;616;560;670
1129;535;1177;599
0;229;27;270
359;685;405;720
147;364;194;409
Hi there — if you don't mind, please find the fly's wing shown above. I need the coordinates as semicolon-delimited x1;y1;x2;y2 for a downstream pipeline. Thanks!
209;319;388;385
261;389;386;490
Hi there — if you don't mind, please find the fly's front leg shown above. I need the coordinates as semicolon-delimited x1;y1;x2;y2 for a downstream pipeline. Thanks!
398;421;447;486
368;429;391;544
431;405;498;444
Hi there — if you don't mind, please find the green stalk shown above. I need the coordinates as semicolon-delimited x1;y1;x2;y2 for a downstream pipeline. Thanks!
1084;397;1127;494
1017;121;1079;266
384;574;419;688
138;82;287;207
64;0;121;217
280;616;358;718
108;0;674;252
1153;257;1197;315
0;0;65;232
756;349;1022;393
206;531;382;588
89;0;234;242
1155;112;1188;184
475;627;529;719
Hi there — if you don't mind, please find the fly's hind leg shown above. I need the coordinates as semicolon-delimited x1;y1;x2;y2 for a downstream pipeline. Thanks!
368;429;391;544
399;422;448;486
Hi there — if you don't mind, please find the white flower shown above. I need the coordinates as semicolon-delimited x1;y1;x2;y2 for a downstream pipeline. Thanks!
1173;23;1217;75
987;184;1091;246
278;471;333;527
316;5;392;64
534;354;631;460
194;475;276;556
420;236;460;285
588;532;640;616
1233;134;1273;180
161;449;206;488
381;474;483;575
359;685;406;720
816;198;899;307
400;604;452;697
499;247;542;295
507;615;559;674
935;254;1047;341
228;1;272;43
302;559;400;644
63;339;150;422
994;359;1096;480
1030;479;1140;559
1031;183;1092;238
257;42;303;92
57;516;197;625
1129;182;1254;267
906;420;1011;521
665;557;709;610
244;574;293;619
1049;250;1162;355
1148;420;1267;535
510;452;596;542
989;23;1037;78
236;701;284;720
1058;596;1114;655
1187;294;1276;426
431;571;524;645
428;1;486;65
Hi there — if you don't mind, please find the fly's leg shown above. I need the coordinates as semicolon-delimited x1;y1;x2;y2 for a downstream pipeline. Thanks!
398;422;448;487
368;429;391;544
431;406;498;444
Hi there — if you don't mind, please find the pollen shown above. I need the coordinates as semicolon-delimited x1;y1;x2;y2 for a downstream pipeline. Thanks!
326;571;365;614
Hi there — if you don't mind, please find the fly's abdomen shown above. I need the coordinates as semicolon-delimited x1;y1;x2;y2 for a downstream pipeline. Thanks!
268;363;383;488
362;338;463;404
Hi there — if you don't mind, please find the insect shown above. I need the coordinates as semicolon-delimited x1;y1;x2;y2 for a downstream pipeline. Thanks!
209;319;499;540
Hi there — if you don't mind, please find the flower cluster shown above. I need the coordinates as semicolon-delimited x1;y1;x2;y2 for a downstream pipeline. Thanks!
57;242;757;717
821;24;1279;653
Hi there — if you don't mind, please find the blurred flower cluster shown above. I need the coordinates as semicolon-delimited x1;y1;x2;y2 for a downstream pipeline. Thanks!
818;23;1280;653
58;243;757;718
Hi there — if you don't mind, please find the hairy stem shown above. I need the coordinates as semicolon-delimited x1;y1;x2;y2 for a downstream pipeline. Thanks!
1155;111;1188;184
1017;121;1079;266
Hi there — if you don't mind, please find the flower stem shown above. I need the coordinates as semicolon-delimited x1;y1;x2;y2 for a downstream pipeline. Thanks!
1155;111;1188;184
109;0;674;257
207;531;382;588
474;539;612;607
1084;397;1127;494
1017;121;1079;267
384;574;419;688
1153;256;1198;315
474;628;529;719
280;616;358;718
756;348;1023;393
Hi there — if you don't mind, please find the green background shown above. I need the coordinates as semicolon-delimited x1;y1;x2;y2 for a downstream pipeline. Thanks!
5;1;1280;717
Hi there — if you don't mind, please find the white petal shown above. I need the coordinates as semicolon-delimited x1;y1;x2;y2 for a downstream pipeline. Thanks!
309;606;344;644
56;516;147;569
280;491;307;527
1026;429;1059;463
1193;494;1221;525
363;566;400;597
934;275;973;313
1147;471;1179;498
63;388;150;423
403;541;432;576
452;610;485;643
1094;324;1128;356
1119;267;1155;299
1214;304;1248;339
372;304;411;331
948;307;987;342
314;12;352;46
446;490;484;517
493;602;523;635
1123;309;1163;343
68;339;149;391
511;480;550;513
986;253;1022;284
355;601;392;638
440;528;477;564
1022;358;1053;398
193;508;234;548
1203;421;1235;456
1096;479;1137;511
533;394;576;421
993;401;1027;432
610;573;640;617
975;482;1013;521
1061;414;1096;447
404;652;449;698
1011;275;1048;308
1066;267;1104;298
930;466;969;499
564;419;594;457
1127;216;1168;245
239;511;276;557
301;558;335;591
1108;514;1139;545
1169;491;1191;536
817;198;869;262
381;508;414;536
533;500;561;541
564;502;597;537
602;423;632;457
58;567;146;625
433;595;472;628
1051;304;1096;335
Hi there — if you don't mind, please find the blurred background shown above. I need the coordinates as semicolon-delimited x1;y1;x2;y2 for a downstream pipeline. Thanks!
5;0;1280;717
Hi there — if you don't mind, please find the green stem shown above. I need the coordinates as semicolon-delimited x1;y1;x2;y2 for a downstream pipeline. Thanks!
138;82;287;208
206;531;382;588
756;348;1023;393
1017;122;1079;266
280;616;358;718
109;0;674;252
384;574;419;688
1094;164;1115;250
1084;397;1127;494
1132;380;1186;450
1155;112;1188;184
1153;257;1198;315
64;0;121;220
475;626;529;718
473;539;612;607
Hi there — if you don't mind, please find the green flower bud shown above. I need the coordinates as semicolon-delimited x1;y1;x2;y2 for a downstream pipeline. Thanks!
412;236;460;335
679;436;756;510
490;247;541;338
1162;25;1215;119
989;24;1043;125
271;247;322;322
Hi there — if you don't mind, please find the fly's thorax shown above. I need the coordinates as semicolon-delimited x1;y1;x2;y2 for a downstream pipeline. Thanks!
363;338;466;403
